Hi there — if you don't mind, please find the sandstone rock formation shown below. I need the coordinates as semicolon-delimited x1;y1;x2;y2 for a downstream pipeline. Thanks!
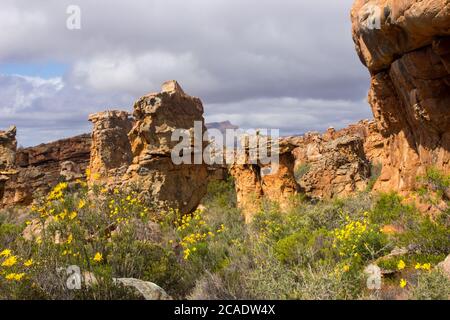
88;110;133;186
229;126;375;221
293;133;371;199
1;134;91;207
0;126;17;202
230;136;301;222
351;0;450;192
120;81;209;214
0;126;17;171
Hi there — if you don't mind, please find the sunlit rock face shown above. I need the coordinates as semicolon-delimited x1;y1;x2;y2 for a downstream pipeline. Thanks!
293;134;371;200
88;110;133;187
1;134;91;207
230;138;299;223
0;126;17;202
0;126;17;171
229;131;372;222
351;0;450;192
121;81;209;214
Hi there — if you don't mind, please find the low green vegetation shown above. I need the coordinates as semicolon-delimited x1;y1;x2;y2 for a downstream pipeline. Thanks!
366;162;382;192
0;168;449;300
294;163;311;181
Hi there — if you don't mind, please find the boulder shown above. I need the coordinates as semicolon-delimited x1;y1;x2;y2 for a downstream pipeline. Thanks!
114;278;171;300
437;255;450;279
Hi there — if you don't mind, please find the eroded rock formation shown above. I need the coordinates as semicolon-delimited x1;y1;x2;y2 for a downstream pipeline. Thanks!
86;81;209;214
1;134;91;207
230;138;299;222
351;0;450;192
0;126;17;201
88;110;133;186
293;133;371;199
0;126;17;171
118;81;209;214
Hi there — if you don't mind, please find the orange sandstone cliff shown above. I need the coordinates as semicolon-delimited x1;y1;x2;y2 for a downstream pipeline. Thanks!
351;0;450;192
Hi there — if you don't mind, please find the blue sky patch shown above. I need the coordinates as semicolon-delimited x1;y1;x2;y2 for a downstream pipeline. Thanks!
0;62;68;78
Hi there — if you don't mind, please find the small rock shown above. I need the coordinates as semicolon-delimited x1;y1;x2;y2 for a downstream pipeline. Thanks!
437;255;450;279
114;278;171;300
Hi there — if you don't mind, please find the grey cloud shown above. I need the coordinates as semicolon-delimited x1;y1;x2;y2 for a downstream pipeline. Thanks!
205;97;372;136
0;0;372;146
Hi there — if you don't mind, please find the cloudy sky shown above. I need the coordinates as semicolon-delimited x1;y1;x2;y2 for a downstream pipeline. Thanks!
0;0;372;147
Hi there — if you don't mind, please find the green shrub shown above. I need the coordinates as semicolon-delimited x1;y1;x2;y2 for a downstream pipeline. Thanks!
294;164;311;181
399;217;450;255
274;228;334;266
370;193;417;226
204;178;237;208
366;162;382;191
332;213;389;264
0;223;23;247
411;269;450;300
1;173;448;301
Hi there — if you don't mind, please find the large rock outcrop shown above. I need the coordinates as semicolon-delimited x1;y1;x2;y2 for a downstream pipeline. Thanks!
230;138;299;222
1;134;91;207
88;110;133;186
229;129;373;221
293;133;371;199
0;126;17;171
0;126;17;201
120;81;209;214
351;0;450;192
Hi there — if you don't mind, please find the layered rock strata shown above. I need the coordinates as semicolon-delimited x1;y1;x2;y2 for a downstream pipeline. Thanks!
1;134;91;207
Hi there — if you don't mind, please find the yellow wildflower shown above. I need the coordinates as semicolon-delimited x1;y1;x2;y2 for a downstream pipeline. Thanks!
397;260;406;270
23;259;34;267
67;234;73;245
5;273;25;281
1;255;18;267
93;252;103;263
343;265;350;272
399;279;407;288
14;273;25;281
0;249;12;257
78;199;86;209
5;273;16;281
183;248;191;260
69;211;78;220
421;263;431;271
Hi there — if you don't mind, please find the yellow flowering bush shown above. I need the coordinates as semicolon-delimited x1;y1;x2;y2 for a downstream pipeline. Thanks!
332;213;388;264
0;173;448;300
0;248;34;284
171;209;216;261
